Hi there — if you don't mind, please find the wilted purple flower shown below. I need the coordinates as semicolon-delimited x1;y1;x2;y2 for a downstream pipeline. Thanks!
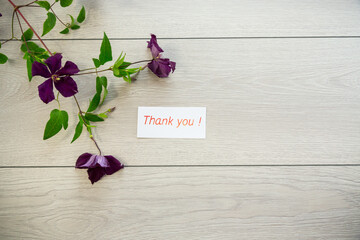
32;53;79;104
76;153;124;184
147;34;176;78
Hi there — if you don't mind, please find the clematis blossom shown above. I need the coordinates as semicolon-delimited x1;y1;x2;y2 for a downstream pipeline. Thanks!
147;34;176;78
75;153;124;184
32;53;80;103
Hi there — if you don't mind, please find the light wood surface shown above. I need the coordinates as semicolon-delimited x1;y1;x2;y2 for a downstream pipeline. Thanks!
0;167;359;240
0;0;359;239
2;0;360;38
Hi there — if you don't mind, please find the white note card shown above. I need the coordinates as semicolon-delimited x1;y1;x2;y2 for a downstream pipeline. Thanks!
137;107;206;139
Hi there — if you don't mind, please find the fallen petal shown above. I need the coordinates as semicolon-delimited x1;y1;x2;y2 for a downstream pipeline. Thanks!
75;153;93;168
104;155;124;175
87;167;106;184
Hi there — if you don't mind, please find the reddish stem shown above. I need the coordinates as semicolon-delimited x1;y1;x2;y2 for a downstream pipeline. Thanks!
8;0;53;56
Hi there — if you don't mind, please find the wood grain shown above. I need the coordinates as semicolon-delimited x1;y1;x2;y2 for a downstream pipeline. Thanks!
2;0;360;39
1;39;360;166
0;167;359;240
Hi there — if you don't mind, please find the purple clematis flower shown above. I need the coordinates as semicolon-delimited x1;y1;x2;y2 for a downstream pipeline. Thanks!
75;153;124;184
147;34;176;78
32;53;80;104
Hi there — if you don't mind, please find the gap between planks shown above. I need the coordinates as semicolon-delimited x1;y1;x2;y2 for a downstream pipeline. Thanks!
1;164;360;168
3;36;360;42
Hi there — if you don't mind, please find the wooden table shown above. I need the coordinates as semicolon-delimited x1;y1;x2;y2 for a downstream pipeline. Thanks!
0;0;359;239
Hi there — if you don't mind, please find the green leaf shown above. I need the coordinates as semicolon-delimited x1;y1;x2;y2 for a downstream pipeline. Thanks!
92;58;100;68
71;116;83;143
99;32;112;65
43;109;63;140
98;113;108;119
26;56;34;81
35;1;51;11
60;28;69;34
42;12;56;36
68;14;75;26
100;76;108;88
60;0;73;7
87;93;101;112
0;53;8;64
70;24;80;30
101;88;108;105
60;110;69;130
20;42;43;53
100;76;108;105
113;52;125;69
84;113;104;122
21;28;33;41
77;6;86;23
96;77;102;94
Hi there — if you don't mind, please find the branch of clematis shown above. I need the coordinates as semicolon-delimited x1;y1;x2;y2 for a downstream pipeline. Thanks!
126;59;152;66
78;67;97;72
50;7;68;28
73;67;112;76
90;137;102;155
23;0;39;7
73;95;103;155
8;0;53;56
15;11;31;55
55;92;61;109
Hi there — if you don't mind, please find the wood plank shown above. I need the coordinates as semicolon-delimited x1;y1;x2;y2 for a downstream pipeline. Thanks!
2;0;360;39
1;38;360;166
0;167;359;239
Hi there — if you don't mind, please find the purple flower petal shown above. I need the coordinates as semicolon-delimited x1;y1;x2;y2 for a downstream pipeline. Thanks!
170;61;176;72
32;61;51;78
45;53;62;74
54;76;78;97
96;155;110;168
147;34;163;58
38;79;55;103
87;167;106;184
148;58;175;78
75;153;93;168
56;61;80;76
104;155;124;175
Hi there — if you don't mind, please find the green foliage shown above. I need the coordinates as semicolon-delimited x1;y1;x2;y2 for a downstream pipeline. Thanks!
21;28;34;42
92;58;100;68
35;1;51;11
60;28;70;34
21;41;49;81
0;53;8;64
84;113;104;122
59;10;85;34
60;0;73;7
99;32;112;65
24;54;34;81
70;24;80;30
43;109;68;140
42;12;56;36
71;115;83;143
112;52;140;82
77;6;86;23
87;93;101;112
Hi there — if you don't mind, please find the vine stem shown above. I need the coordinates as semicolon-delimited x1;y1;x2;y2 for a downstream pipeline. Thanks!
8;0;53;56
74;68;112;76
73;96;102;155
